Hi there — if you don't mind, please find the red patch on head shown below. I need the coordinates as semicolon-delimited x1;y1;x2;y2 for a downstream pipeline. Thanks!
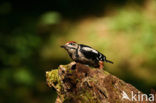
66;41;76;44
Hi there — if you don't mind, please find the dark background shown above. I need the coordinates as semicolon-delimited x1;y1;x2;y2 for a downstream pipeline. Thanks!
0;0;156;103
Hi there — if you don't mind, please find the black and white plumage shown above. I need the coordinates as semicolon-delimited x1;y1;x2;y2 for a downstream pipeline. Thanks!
61;41;113;69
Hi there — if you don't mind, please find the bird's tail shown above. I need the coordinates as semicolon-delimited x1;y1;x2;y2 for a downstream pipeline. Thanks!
106;59;113;64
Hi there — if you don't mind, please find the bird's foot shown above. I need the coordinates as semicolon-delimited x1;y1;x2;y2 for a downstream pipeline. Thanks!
99;61;104;69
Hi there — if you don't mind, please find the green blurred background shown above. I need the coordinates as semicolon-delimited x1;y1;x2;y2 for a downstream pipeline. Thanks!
0;0;156;103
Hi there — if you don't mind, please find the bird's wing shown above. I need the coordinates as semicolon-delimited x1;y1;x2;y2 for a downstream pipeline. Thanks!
80;44;105;61
80;44;100;61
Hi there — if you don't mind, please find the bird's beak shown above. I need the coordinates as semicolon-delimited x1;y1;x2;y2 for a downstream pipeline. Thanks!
60;45;65;48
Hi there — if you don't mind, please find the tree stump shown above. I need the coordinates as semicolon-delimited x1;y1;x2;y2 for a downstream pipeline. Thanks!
46;62;150;103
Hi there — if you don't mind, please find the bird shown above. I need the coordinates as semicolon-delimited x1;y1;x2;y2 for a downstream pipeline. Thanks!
60;41;113;69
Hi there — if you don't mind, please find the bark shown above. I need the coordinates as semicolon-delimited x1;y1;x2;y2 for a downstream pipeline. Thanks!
46;62;150;103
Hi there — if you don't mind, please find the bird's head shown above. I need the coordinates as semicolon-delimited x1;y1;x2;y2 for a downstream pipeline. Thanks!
60;41;78;52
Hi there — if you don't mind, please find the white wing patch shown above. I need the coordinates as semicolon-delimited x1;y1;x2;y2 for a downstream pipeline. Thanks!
99;54;102;58
96;57;99;60
82;47;98;54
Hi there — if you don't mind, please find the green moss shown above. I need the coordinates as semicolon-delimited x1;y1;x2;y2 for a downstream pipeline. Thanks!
103;70;110;75
62;85;99;103
82;91;95;102
46;69;62;92
59;64;73;74
47;69;59;82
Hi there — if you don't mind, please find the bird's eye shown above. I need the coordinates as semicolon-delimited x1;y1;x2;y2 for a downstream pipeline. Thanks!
70;43;75;45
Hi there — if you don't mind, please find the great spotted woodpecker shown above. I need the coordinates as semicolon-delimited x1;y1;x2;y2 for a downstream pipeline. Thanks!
61;41;113;69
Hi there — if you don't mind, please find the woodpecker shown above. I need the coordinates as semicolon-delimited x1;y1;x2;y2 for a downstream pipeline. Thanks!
60;41;113;69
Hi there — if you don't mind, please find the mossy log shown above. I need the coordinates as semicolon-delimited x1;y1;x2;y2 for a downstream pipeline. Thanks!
46;62;149;103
